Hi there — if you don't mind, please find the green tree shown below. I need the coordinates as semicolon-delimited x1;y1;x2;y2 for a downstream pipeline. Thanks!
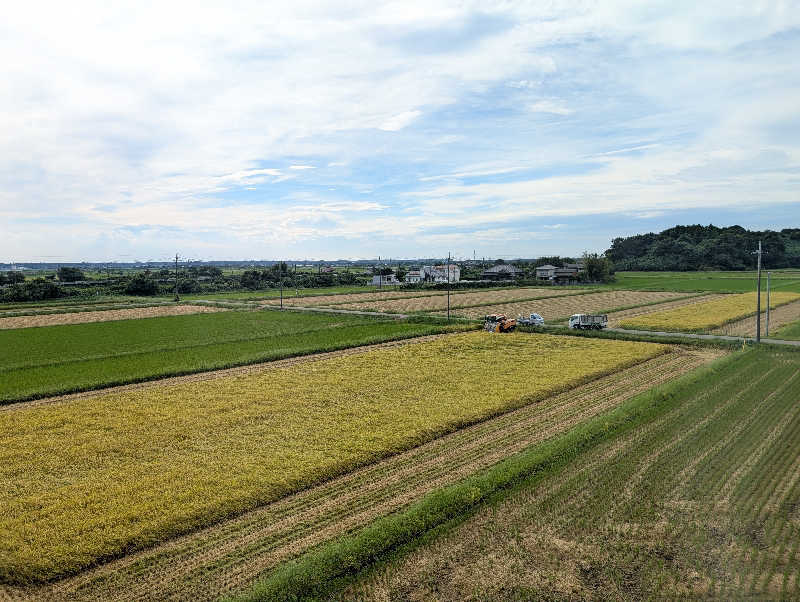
56;267;86;282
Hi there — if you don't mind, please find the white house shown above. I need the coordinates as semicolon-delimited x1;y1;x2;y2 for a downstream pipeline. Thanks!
404;270;422;283
421;264;460;283
370;274;400;286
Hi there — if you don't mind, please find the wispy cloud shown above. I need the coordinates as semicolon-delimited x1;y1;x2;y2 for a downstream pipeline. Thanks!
378;110;422;131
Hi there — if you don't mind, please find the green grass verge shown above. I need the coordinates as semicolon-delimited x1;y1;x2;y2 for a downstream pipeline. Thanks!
0;311;473;403
773;319;800;340
229;348;742;602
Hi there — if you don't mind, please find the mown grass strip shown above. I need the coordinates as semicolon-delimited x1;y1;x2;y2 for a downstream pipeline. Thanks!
230;349;742;602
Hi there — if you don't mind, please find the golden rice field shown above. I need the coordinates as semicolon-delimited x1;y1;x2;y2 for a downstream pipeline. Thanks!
330;287;589;313
440;290;690;321
0;304;225;330
606;294;727;326
0;332;665;585
619;292;800;333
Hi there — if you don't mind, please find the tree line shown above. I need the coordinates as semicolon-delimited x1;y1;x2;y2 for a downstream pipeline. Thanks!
606;225;800;271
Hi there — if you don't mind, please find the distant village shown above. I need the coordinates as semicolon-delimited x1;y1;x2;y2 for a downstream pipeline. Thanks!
370;260;586;286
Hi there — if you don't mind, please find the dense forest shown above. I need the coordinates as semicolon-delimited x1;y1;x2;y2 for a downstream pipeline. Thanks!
606;225;800;271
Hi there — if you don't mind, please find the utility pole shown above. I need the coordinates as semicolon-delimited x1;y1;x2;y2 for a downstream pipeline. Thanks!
447;252;451;322
174;253;179;302
766;271;771;337
280;260;284;309
754;240;762;343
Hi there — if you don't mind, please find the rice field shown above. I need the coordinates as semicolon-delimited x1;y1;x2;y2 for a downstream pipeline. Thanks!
3;346;715;601
619;292;800;333
325;287;591;313
439;290;690;321
260;289;447;307
606;294;727;326
342;347;800;600
0;332;665;584
0;304;226;329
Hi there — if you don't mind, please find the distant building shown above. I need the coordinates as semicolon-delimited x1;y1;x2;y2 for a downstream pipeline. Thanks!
421;264;460;283
482;264;523;280
370;274;400;286
536;263;582;283
404;270;423;283
535;264;558;280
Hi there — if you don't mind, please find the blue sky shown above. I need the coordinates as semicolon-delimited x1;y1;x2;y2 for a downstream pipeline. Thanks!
2;1;799;261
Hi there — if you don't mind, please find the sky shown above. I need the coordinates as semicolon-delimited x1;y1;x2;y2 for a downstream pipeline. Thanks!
2;1;800;262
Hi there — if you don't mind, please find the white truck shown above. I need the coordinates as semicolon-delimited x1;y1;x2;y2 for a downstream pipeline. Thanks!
517;313;545;326
568;314;608;330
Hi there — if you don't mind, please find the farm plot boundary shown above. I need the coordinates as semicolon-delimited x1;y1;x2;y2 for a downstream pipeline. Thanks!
0;346;720;601
339;347;800;601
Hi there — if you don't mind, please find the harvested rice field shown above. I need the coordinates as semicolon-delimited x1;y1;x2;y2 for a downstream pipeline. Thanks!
439;290;690;321
619;292;800;333
0;304;226;330
259;289;447;307
1;345;718;601
327;287;591;313
0;332;664;585
712;300;800;337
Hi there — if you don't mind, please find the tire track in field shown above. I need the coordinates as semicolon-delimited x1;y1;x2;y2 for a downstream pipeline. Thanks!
0;333;453;413
0;348;721;602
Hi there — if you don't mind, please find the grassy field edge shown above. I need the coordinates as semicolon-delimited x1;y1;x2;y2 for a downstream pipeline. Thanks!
229;348;741;602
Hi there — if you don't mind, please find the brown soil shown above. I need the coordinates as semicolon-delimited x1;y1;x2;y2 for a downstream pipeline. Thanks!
0;305;226;330
711;300;800;336
0;347;721;601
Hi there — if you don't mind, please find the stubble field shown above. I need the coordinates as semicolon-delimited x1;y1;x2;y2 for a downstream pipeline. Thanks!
439;290;691;321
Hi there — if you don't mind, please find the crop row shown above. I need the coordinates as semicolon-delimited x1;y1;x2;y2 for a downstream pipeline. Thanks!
0;332;665;584
341;348;800;600
323;287;595;313
619;291;800;332
2;346;715;600
437;290;689;321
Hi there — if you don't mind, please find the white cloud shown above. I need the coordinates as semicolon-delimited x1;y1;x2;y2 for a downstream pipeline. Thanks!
378;110;422;131
527;100;572;115
289;165;316;170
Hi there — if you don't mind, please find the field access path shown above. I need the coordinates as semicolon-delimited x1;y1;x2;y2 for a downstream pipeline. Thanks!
0;346;722;601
